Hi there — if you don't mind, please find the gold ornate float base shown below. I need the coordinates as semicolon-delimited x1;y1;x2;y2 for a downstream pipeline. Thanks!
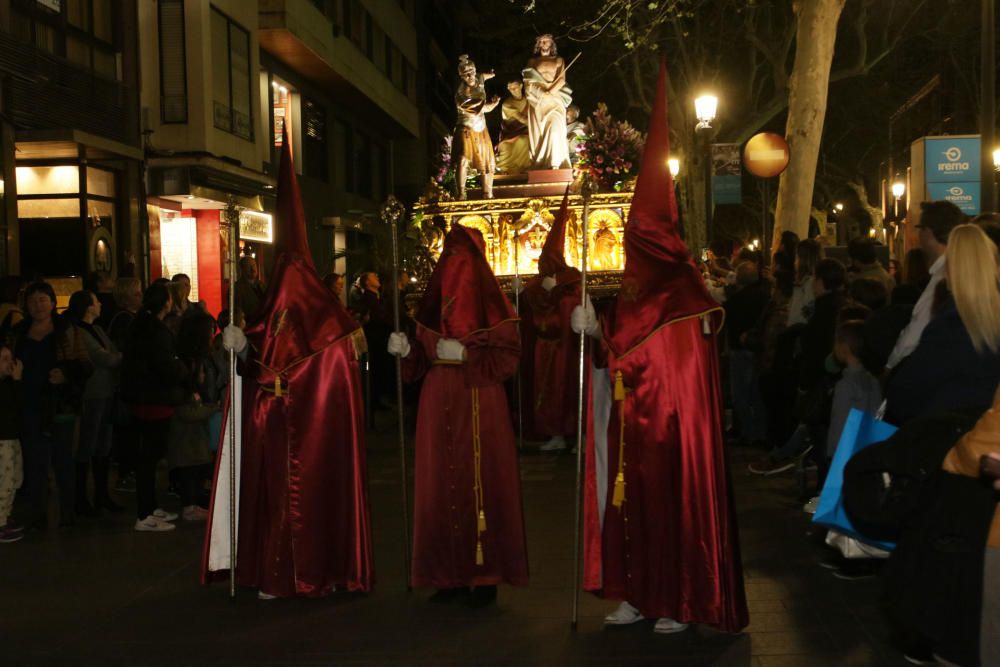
413;189;633;297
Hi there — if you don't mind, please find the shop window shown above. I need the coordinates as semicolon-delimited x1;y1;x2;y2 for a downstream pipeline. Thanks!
158;0;188;124
303;97;328;181
86;168;114;197
159;215;200;300
211;8;253;140
16;166;80;195
271;78;291;148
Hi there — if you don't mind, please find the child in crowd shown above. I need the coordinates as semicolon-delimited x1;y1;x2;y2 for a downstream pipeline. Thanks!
0;345;24;543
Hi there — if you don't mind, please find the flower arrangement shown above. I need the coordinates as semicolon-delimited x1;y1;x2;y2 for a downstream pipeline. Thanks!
575;103;645;191
419;136;456;207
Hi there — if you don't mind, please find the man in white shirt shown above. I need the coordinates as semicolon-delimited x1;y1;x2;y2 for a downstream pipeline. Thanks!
885;201;966;370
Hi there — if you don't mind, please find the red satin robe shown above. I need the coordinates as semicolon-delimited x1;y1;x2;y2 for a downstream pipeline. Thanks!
520;281;581;439
583;316;748;632
404;321;529;588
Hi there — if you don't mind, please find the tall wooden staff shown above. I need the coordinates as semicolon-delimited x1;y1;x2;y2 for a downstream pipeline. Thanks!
513;227;524;451
224;197;240;599
381;195;412;588
571;176;595;627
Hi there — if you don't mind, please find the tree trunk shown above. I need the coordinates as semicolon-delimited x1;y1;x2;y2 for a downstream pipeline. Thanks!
676;131;708;253
772;0;846;251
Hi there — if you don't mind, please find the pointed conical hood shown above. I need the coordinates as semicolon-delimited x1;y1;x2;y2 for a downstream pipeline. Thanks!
415;224;518;339
537;187;574;277
247;132;358;369
274;133;313;267
604;59;719;357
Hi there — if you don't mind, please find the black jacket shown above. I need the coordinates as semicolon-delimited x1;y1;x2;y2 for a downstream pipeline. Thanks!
723;279;771;350
885;296;1000;426
797;291;844;391
120;310;185;407
0;377;19;439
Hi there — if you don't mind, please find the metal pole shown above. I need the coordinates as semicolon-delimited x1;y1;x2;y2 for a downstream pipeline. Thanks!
571;177;593;628
514;227;523;452
225;198;239;599
381;196;412;589
982;0;996;213
704;140;713;244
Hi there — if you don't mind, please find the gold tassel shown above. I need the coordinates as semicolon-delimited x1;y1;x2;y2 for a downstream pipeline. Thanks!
613;370;625;401
477;509;487;533
274;376;283;397
475;540;484;566
702;314;711;335
612;471;626;508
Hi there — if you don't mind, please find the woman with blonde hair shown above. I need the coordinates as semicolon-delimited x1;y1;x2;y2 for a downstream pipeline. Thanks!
884;224;1000;425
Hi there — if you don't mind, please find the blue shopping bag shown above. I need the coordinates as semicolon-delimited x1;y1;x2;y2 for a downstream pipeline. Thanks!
812;408;897;550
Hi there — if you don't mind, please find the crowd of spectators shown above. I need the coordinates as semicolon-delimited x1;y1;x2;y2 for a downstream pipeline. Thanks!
0;267;231;539
705;201;1000;665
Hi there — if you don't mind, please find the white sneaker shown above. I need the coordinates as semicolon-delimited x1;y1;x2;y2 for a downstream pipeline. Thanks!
604;601;644;625
153;508;178;522
258;591;277;600
183;505;209;522
653;617;689;634
802;496;820;514
135;516;176;532
539;436;567;452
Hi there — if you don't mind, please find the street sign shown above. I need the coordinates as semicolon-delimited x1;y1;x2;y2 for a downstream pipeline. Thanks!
743;133;790;178
927;181;981;215
924;137;981;183
712;143;742;205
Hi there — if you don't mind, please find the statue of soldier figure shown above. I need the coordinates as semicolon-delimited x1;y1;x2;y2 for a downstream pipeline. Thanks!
453;54;500;199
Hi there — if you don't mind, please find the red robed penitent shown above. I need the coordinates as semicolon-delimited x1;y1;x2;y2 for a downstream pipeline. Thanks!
202;138;374;597
404;224;529;589
582;61;748;632
520;189;582;439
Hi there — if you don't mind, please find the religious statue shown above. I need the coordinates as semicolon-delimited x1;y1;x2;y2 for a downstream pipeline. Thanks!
591;224;620;271
566;104;586;166
453;54;500;199
496;80;531;174
523;34;573;171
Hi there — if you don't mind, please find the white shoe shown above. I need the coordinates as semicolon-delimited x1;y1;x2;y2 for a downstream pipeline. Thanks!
183;505;209;522
258;591;277;600
653;617;689;634
153;508;178;522
802;496;820;514
604;601;644;625
539;436;567;452
135;516;176;532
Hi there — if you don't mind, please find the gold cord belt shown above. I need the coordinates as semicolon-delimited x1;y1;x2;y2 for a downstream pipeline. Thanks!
611;370;627;509
472;386;487;565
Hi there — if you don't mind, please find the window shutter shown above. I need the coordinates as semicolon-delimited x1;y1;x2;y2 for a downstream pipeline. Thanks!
159;0;188;123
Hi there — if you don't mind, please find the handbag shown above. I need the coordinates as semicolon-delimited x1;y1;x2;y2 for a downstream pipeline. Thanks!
812;407;897;550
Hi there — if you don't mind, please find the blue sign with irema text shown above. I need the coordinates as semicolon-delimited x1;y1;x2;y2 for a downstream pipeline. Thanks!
924;137;981;215
925;137;981;183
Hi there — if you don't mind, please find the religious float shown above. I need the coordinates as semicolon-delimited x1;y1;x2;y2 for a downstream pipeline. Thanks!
408;38;645;297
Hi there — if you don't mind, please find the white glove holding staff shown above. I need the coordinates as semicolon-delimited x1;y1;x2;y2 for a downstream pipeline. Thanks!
222;324;248;353
436;338;466;361
571;297;601;339
541;276;558;292
387;332;411;358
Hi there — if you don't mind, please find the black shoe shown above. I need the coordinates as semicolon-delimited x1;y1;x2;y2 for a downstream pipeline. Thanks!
465;585;497;609
428;587;468;604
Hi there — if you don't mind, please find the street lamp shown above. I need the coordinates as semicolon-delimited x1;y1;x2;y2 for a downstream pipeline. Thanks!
891;181;905;200
694;94;718;130
667;158;680;178
694;94;718;243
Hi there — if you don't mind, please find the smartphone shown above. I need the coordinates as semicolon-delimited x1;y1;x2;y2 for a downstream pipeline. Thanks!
980;454;1000;480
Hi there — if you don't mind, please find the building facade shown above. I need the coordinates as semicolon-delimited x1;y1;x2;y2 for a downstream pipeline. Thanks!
0;0;143;297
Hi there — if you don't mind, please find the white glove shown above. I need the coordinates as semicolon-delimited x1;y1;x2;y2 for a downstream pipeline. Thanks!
571;298;601;338
436;337;466;361
387;332;411;358
222;324;248;353
511;275;524;294
541;276;557;292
